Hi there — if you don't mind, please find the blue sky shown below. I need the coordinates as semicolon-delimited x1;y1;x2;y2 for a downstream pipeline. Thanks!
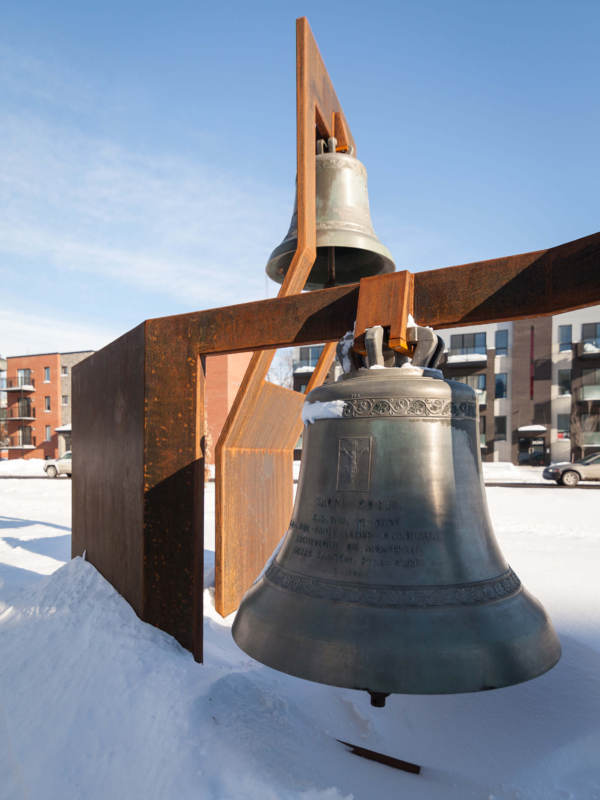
2;0;599;355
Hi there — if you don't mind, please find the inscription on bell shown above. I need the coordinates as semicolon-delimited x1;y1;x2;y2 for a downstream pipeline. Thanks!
336;436;373;491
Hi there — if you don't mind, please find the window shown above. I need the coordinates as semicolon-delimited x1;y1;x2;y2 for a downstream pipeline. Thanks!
17;399;32;417
62;395;69;405
557;414;570;439
495;329;508;356
295;345;323;369
452;374;486;404
582;322;600;350
581;413;600;432
44;366;50;382
558;369;571;395
558;325;572;352
449;332;487;356
44;396;51;411
494;416;507;441
453;374;486;391
495;373;508;399
582;367;600;385
61;366;68;376
20;427;33;446
17;369;32;386
45;425;52;441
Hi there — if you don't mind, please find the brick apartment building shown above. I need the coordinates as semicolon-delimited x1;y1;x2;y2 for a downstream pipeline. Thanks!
0;349;253;464
1;351;94;460
290;304;600;466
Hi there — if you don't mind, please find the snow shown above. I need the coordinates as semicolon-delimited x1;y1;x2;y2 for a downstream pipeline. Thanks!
1;479;600;799
482;462;546;483
302;399;346;424
518;425;547;433
583;342;600;353
446;353;487;363
294;365;316;374
0;458;47;477
337;330;355;374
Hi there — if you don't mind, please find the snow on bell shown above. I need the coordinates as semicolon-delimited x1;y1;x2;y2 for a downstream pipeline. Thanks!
232;329;561;706
265;138;395;289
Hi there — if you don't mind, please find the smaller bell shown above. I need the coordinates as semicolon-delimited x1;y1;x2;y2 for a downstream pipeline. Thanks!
266;138;395;289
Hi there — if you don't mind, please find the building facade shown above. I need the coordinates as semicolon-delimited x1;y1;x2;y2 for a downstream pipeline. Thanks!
1;351;94;460
437;304;600;465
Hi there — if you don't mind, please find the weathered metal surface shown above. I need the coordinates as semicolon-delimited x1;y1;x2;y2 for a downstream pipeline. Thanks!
337;740;421;775
353;271;414;355
266;139;394;288
72;324;146;618
414;230;600;327
144;316;205;660
232;366;561;696
214;17;355;618
142;230;600;360
73;319;205;661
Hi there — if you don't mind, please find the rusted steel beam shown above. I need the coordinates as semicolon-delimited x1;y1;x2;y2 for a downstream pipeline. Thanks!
145;230;600;358
414;230;600;328
214;17;356;617
353;271;414;355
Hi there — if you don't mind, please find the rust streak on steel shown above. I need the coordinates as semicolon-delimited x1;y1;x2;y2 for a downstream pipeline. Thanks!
144;230;600;357
414;230;600;328
214;16;358;617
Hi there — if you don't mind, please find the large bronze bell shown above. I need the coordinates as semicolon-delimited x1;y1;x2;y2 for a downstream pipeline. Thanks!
232;332;560;705
265;138;395;289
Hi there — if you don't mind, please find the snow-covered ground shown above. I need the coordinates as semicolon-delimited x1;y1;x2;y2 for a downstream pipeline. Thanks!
1;478;600;800
0;458;548;484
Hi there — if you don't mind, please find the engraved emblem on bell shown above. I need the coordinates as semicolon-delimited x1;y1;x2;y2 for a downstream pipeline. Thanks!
337;436;372;491
232;327;561;706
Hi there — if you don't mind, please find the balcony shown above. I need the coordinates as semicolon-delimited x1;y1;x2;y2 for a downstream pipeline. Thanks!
577;339;600;359
5;377;35;391
476;390;487;406
480;434;486;448
446;349;487;366
293;359;318;373
5;407;36;420
579;385;600;401
6;434;35;449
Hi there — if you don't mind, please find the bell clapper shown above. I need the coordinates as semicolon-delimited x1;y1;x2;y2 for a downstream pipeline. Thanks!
326;246;336;287
368;691;390;708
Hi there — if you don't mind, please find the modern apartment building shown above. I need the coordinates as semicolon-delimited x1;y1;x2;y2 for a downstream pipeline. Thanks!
437;304;600;465
1;351;94;460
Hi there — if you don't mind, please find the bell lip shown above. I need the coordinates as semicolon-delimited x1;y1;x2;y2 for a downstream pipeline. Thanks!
232;580;562;697
266;244;395;289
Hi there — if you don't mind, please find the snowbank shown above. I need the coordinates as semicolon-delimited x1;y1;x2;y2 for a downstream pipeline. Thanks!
0;458;47;476
1;480;600;799
481;462;546;483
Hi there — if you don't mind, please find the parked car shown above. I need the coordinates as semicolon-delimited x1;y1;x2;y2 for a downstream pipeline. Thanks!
542;453;600;487
43;451;72;478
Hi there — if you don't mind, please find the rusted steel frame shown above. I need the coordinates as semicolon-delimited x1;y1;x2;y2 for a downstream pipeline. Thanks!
353;271;415;354
414;229;600;327
214;17;355;618
148;230;600;359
